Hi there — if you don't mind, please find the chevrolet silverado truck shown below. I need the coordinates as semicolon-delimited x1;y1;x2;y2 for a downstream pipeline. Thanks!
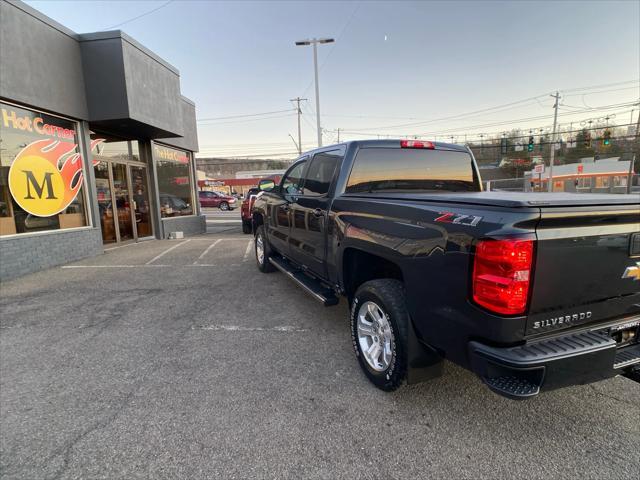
251;139;640;399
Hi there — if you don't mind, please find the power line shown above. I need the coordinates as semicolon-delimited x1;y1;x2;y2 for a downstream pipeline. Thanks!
196;151;300;159
320;80;640;133
197;109;296;122
106;0;174;29
197;113;297;127
336;102;638;138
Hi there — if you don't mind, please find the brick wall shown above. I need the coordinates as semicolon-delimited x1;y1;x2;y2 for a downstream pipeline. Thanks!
0;228;103;282
160;215;206;238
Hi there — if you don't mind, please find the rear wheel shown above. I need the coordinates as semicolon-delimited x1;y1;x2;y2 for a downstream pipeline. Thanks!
219;202;229;211
242;220;252;234
351;279;408;391
255;225;276;273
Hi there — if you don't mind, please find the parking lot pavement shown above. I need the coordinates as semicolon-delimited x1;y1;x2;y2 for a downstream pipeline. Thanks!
202;208;243;234
1;233;639;479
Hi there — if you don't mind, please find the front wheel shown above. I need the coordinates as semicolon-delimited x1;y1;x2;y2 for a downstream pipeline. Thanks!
219;202;229;211
254;225;276;273
351;279;408;391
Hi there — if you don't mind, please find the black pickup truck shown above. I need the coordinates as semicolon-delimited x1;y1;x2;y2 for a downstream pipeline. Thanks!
251;139;640;399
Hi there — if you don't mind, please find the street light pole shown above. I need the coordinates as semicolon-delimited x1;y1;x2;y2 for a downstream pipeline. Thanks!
295;37;334;148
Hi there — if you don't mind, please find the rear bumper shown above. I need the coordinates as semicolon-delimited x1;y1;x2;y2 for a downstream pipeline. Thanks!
469;329;640;399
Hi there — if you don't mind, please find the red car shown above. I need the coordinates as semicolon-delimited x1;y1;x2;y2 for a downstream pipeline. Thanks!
199;191;237;210
240;187;261;234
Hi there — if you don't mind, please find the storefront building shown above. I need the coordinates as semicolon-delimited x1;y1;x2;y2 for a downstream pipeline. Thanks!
0;0;204;281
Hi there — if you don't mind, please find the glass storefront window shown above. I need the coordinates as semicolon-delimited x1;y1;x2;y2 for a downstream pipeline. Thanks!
0;101;89;236
154;143;194;217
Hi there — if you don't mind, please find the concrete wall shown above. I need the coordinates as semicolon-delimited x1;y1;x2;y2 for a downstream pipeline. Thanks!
0;228;103;281
0;0;88;119
121;36;183;137
160;216;206;239
79;37;129;122
161;97;199;152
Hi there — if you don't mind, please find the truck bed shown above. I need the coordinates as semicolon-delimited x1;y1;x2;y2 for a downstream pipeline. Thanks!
341;191;640;208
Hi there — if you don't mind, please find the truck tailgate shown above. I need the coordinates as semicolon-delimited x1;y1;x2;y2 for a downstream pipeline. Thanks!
527;203;640;336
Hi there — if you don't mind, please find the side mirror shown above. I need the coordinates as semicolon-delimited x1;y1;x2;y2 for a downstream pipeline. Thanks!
258;179;276;192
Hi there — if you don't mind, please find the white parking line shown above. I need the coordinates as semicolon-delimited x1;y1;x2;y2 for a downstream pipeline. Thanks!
193;325;307;332
194;239;222;264
145;239;191;265
243;240;253;262
62;265;169;269
104;242;146;252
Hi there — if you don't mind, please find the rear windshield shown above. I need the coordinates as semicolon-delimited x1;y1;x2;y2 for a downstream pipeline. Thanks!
345;148;479;193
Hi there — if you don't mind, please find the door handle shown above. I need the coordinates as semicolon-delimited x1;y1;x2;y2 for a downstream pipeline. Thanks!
312;208;324;217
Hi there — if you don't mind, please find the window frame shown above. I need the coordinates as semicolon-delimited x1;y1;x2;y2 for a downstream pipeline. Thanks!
344;146;479;194
279;157;309;197
300;150;343;198
152;141;197;219
0;99;93;239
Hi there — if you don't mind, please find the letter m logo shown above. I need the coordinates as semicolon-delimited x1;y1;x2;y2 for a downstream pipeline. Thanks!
22;170;58;200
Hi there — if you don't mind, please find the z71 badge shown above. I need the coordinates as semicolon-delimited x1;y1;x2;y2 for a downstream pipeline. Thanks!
434;212;482;227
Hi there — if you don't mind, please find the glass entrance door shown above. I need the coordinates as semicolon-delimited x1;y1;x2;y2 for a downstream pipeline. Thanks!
130;166;152;238
112;163;134;242
94;161;116;244
93;161;153;244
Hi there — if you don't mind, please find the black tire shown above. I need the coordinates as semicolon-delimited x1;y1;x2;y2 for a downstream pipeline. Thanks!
350;279;408;391
242;220;252;234
219;202;229;211
254;225;276;273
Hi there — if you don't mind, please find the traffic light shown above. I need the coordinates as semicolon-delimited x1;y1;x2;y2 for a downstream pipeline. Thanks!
603;129;611;146
527;136;534;152
539;137;544;151
501;137;507;155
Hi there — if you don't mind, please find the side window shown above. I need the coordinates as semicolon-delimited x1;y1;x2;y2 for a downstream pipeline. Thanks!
281;160;307;196
303;151;341;196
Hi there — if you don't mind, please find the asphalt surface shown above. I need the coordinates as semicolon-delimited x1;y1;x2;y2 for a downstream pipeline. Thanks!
1;224;639;479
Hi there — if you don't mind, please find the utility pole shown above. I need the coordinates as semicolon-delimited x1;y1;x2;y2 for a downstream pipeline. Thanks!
628;112;640;193
548;91;560;192
290;97;306;155
295;37;334;147
337;128;340;143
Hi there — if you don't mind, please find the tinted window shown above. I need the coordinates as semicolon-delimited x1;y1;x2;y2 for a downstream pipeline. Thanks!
281;161;306;195
303;151;341;196
345;148;478;193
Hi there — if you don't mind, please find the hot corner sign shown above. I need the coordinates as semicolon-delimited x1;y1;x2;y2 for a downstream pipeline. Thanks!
154;145;189;164
533;164;545;174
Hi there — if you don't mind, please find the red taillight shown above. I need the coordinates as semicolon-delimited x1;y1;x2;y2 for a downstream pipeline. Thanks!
400;140;434;149
472;238;534;316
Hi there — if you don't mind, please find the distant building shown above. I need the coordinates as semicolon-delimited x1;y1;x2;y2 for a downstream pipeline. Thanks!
524;158;632;194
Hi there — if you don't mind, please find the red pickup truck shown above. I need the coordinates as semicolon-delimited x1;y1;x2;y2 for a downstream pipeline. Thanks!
241;187;261;233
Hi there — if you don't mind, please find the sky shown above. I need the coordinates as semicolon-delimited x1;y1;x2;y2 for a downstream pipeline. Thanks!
25;0;640;158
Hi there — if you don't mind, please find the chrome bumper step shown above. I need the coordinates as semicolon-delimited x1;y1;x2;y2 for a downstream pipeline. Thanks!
614;344;640;369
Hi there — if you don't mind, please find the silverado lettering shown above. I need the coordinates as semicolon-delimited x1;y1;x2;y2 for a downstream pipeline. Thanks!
533;312;592;330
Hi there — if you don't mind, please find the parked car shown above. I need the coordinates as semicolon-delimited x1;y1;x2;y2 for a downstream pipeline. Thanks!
240;187;261;234
159;193;193;216
251;139;640;399
198;190;237;210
